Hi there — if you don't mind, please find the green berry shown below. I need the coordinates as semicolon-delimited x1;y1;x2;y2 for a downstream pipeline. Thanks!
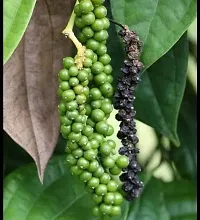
91;19;104;31
81;79;89;86
57;88;63;97
80;171;92;182
89;133;104;143
66;110;79;120
116;155;129;168
72;122;84;133
107;75;113;83
78;135;88;147
83;58;93;67
74;4;82;16
90;88;102;100
104;192;115;205
67;141;79;150
91;0;105;5
79;0;94;14
58;103;66;112
63;57;74;69
95;184;107;196
101;102;113;114
92;53;98;63
94;5;107;18
72;148;83;158
107;180;118;192
91;61;104;74
62;89;75;102
100;173;111;184
100;82;114;98
92;206;100;217
69;77;79;87
94;72;107;85
82;12;95;25
91;109;105;122
107;139;116;148
75;17;85;29
103;157;115;168
93;166;104;178
85;104;92;116
91;100;102;109
66;100;78;111
114;192;124;205
92;194;103;204
106;125;114;136
59;81;70;91
59;69;70;80
82;26;94;38
99;204;111;215
99;54;111;65
90;139;99;149
60;116;72;126
65;147;71;154
87;177;100;189
83;86;90;96
66;154;77;166
85;49;94;60
75;115;87;123
61;125;71;136
77;70;88;82
78;32;87;43
73;84;84;95
95;121;109;135
86;118;96;128
86;39;100;51
83;125;94;137
71;165;83;176
68;132;82;142
110;206;121;216
109;165;122;175
88;160;99;172
76;94;87;104
94;30;108;42
99;141;112;156
69;65;79;77
96;44;107;56
77;157;89;169
102;17;110;29
84;149;97;160
104;64;112;74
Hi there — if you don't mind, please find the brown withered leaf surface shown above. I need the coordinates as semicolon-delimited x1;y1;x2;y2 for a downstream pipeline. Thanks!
3;0;76;182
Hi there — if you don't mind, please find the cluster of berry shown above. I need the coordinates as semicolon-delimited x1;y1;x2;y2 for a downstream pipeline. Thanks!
114;26;144;201
57;0;135;218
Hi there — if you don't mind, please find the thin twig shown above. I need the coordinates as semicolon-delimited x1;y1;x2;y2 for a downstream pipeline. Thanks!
108;18;125;28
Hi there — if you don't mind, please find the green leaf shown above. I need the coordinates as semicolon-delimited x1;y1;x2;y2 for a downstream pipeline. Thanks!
135;33;189;145
3;156;94;220
163;180;196;220
110;0;196;69
170;80;197;180
3;0;36;64
4;157;196;220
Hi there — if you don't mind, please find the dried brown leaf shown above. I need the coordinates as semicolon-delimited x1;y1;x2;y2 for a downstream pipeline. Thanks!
3;0;76;182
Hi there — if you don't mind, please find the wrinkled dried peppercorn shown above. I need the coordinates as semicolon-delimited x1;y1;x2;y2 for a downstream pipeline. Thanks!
113;25;144;200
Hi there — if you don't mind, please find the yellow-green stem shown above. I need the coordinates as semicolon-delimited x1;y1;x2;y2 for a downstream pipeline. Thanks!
62;0;86;69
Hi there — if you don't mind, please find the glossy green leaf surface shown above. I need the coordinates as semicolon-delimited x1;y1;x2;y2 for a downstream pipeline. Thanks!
135;33;188;145
110;0;196;69
3;0;36;64
170;81;197;180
